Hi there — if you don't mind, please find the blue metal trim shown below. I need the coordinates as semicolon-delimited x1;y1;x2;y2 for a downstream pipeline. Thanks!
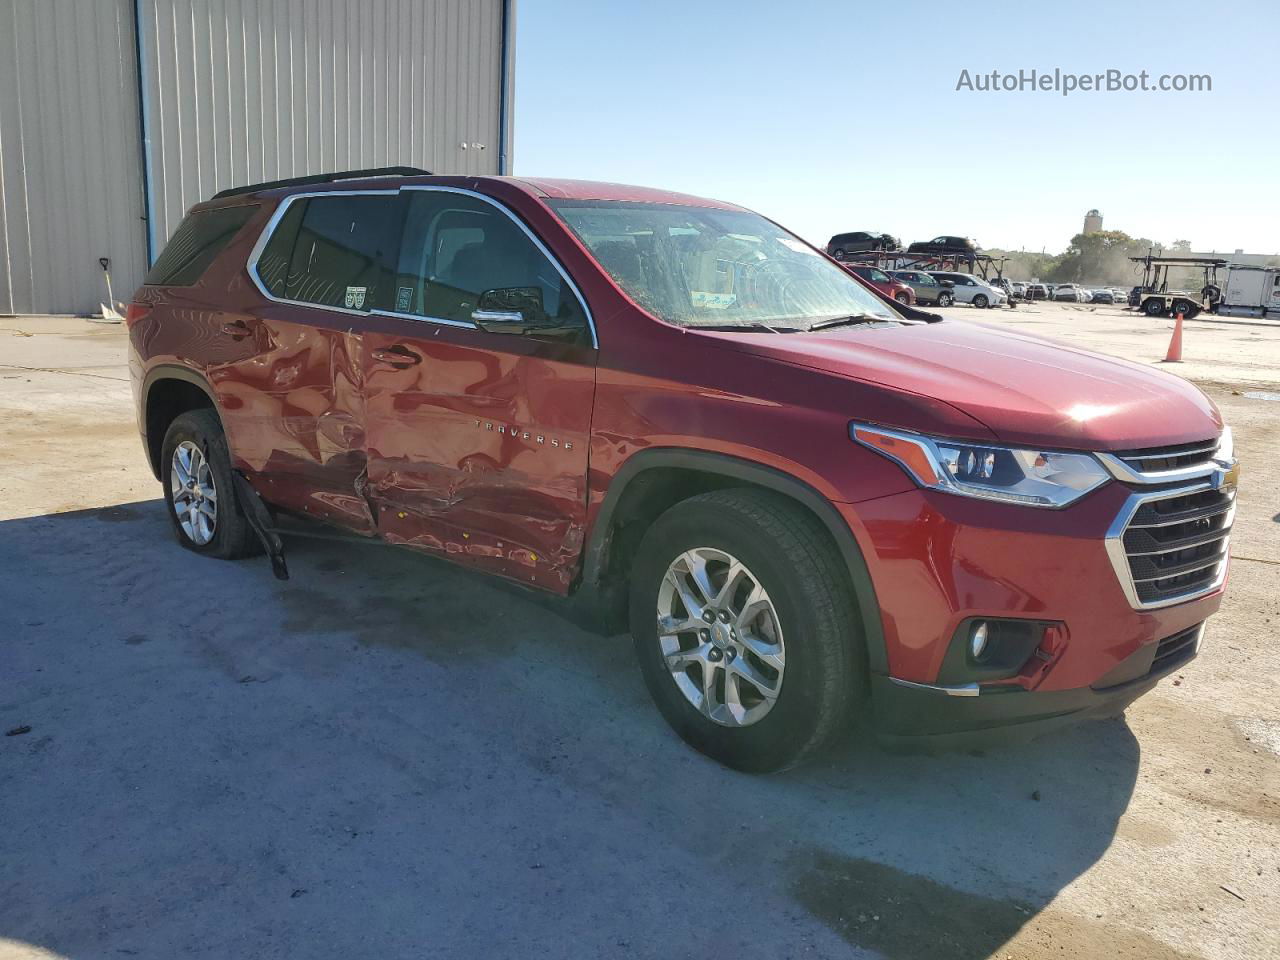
132;0;158;265
498;0;514;175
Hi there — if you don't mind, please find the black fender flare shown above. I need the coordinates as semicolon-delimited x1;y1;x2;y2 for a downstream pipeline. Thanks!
583;448;889;675
140;364;220;479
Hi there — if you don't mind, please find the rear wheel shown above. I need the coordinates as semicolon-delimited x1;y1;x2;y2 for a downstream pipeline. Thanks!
629;489;864;772
1144;297;1168;317
937;292;954;307
160;409;257;559
1171;298;1197;319
973;294;989;309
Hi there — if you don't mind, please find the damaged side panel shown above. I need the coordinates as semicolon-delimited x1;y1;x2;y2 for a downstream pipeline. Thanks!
361;315;596;594
211;314;376;535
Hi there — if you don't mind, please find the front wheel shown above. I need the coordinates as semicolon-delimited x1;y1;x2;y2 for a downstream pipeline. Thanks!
972;294;989;309
629;489;865;772
937;292;954;307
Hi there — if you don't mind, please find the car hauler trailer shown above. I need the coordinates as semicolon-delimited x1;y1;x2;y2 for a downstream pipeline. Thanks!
1127;255;1229;319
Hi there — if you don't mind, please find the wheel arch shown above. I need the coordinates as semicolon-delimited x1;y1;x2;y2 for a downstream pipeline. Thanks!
581;448;888;675
142;365;220;480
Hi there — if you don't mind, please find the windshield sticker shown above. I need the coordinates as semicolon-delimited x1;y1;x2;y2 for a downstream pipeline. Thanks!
691;291;737;309
395;286;413;312
344;286;367;310
775;236;817;255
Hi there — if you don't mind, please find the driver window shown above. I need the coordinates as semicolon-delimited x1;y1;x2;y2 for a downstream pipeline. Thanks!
395;191;587;336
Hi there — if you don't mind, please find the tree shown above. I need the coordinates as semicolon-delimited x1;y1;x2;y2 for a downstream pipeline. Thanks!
1045;230;1155;285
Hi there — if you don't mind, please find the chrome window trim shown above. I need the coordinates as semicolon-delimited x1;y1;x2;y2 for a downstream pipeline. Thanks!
399;185;598;348
244;185;598;348
245;188;401;319
1104;479;1234;610
368;308;474;329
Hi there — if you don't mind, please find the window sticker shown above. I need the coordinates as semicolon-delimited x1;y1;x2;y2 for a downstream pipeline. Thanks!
395;286;413;312
344;286;367;309
691;291;737;309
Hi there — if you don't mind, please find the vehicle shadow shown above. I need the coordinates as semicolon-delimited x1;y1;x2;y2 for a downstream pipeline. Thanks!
0;501;1150;960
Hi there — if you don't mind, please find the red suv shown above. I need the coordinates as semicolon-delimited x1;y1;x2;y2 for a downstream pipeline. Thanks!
127;169;1237;772
841;264;916;304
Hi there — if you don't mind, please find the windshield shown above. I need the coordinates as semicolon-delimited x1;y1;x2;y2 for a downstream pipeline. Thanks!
550;201;898;330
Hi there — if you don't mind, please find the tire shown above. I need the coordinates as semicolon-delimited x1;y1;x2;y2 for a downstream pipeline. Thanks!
973;294;989;309
160;409;258;559
629;489;865;773
937;292;954;307
1171;298;1197;319
832;248;845;258
1143;298;1168;317
894;292;910;304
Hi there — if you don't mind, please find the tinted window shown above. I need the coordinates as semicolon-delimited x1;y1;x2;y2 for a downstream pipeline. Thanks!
395;191;587;335
146;204;259;286
258;194;401;310
255;200;306;297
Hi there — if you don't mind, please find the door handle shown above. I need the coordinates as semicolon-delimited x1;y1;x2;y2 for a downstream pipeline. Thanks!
371;345;423;367
220;319;252;339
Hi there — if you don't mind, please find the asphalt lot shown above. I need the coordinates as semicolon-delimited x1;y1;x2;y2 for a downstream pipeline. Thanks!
2;304;1278;960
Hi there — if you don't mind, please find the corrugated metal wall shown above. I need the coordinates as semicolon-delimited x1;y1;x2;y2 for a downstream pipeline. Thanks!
137;0;505;257
0;0;508;316
0;0;148;316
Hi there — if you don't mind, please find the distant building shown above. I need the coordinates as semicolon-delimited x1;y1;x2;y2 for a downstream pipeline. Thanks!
1083;209;1103;234
0;0;514;316
1192;248;1279;268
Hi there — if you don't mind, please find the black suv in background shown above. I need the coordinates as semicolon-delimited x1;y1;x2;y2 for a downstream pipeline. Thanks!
826;231;899;257
906;235;979;256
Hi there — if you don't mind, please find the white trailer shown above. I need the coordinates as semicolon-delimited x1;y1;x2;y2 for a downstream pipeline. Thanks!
1218;265;1280;318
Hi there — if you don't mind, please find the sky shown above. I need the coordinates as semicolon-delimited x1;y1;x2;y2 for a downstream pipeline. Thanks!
514;0;1278;255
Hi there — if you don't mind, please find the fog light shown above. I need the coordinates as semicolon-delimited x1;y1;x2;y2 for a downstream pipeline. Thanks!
970;622;989;660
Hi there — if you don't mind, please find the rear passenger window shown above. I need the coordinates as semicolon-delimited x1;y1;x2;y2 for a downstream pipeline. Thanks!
255;194;402;310
394;191;587;336
146;204;259;286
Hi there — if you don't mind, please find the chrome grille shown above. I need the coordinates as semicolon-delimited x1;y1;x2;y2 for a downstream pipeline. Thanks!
1109;486;1234;608
1112;438;1220;474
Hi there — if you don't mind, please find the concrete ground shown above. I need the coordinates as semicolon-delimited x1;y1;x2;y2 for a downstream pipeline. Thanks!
1;306;1277;960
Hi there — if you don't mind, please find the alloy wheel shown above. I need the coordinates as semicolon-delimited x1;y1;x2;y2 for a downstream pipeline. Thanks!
170;440;218;545
656;547;785;727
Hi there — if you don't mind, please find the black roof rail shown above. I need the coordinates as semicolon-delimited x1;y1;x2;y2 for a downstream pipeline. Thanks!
211;166;433;200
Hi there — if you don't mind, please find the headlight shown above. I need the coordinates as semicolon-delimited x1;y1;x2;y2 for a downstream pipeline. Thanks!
852;424;1110;508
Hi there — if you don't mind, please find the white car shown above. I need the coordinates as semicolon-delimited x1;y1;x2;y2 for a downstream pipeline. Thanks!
930;271;1008;308
1053;283;1085;302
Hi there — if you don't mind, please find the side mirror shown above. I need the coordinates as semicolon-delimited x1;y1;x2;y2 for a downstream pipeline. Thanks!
472;286;549;333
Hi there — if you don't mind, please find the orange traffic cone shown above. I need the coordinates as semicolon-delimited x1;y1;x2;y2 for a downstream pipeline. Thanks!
1163;312;1184;362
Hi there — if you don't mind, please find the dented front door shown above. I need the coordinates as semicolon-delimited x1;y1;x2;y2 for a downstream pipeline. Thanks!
362;188;597;594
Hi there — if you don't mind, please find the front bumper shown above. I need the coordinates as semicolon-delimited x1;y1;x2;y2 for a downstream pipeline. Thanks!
834;483;1226;741
871;622;1203;748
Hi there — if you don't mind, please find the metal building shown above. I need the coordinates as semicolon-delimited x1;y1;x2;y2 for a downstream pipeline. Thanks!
0;0;514;316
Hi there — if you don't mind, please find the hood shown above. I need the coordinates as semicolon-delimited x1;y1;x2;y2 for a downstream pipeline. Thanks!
697;319;1221;450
